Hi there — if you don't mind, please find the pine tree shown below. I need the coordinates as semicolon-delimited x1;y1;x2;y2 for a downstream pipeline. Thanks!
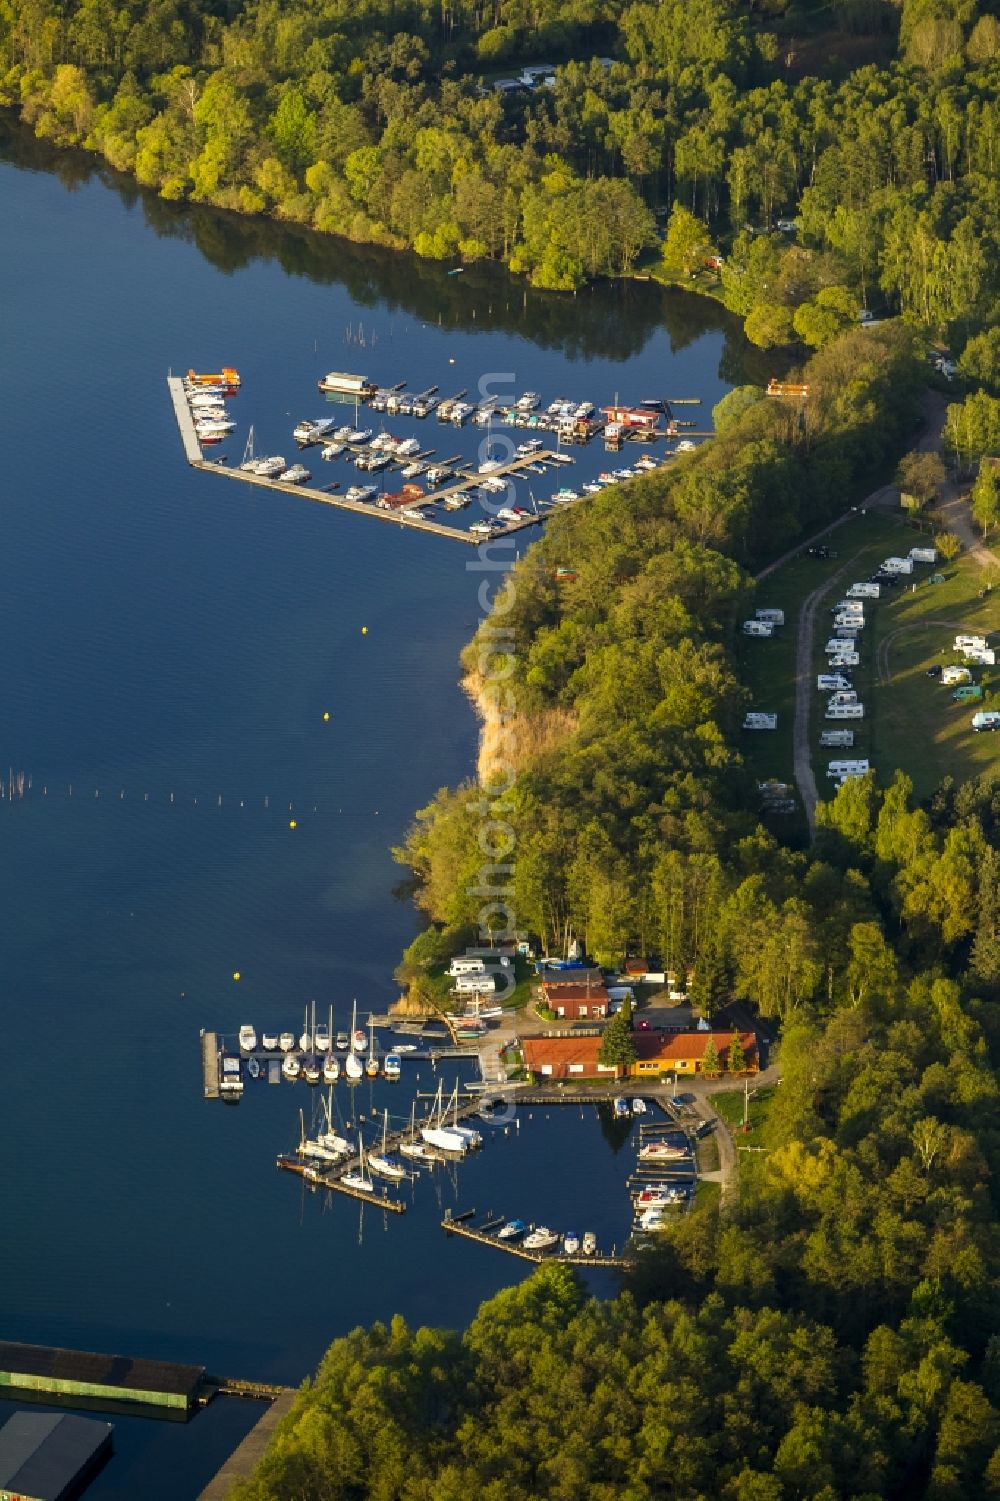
701;1036;720;1076
727;1031;746;1073
598;1014;637;1072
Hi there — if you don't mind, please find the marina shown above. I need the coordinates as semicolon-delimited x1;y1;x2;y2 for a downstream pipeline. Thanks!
167;373;714;547
441;1210;627;1267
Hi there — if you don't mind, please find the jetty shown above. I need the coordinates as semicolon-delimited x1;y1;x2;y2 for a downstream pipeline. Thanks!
201;1030;220;1099
441;1211;627;1268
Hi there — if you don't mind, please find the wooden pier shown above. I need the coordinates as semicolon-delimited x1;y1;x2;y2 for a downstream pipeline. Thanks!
276;1155;407;1211
201;1030;219;1099
168;375;204;463
441;1212;627;1268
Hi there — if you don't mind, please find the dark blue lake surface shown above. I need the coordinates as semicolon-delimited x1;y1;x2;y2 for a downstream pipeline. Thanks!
0;123;747;1496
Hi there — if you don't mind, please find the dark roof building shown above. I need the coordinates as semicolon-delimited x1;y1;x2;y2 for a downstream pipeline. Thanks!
0;1412;113;1501
0;1341;203;1412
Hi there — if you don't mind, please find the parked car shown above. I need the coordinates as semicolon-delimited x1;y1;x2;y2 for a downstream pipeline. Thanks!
926;664;942;678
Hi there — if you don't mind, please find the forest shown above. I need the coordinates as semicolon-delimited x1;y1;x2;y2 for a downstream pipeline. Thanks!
1;0;999;349
230;321;1000;1497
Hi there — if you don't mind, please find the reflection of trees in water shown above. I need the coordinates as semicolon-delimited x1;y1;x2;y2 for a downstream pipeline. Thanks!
595;1100;634;1154
1;117;756;378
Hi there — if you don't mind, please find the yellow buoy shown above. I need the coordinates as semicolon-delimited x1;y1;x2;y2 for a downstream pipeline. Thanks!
233;971;241;981
323;711;330;722
289;819;297;829
361;626;368;635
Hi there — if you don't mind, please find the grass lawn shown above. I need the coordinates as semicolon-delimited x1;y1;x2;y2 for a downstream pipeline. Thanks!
737;509;999;810
695;1131;720;1175
712;1085;776;1149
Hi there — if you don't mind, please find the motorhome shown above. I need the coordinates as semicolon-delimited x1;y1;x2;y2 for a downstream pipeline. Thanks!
820;730;855;748
827;759;870;778
828;690;859;708
955;635;988;652
743;712;778;730
826;638;856;654
829;651;860;667
818;673;852;691
847;583;880;599
834;614;865;630
755;608;785;626
882;556;914;574
832;600;864;614
963;648;996;666
449;956;487;977
743;619;774;637
909;547;937;564
972;711;1000;732
826;702;865;720
941;666;972;686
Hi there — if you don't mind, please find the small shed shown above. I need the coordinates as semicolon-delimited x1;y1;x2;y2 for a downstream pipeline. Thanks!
0;1412;113;1501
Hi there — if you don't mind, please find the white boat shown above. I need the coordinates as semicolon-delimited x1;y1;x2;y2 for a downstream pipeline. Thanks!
323;1052;340;1084
281;1052;301;1081
346;428;372;444
342;1134;375;1192
318;1092;350;1154
639;1207;666;1232
582;1231;597;1255
299;1005;313;1053
220;1056;243;1097
302;1056;322;1085
352;1028;367;1053
399;1100;432;1159
314;1012;331;1052
279;464;310;484
345;1000;364;1080
261;1031;278;1051
613;1097;629;1118
523;1226;559;1251
638;1140;690;1160
335;1031;349;1051
278;1031;295;1052
563;1231;580;1255
320;442;346;460
383;1053;401;1079
368;1110;407;1179
254;457;286;478
420;1081;470;1153
497;1219;527;1240
238;1024;257;1052
634;1184;675;1208
396;437;421;456
631;1098;647;1115
247;1055;260;1080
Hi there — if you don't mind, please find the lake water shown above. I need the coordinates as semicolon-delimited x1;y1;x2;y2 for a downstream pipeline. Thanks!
0;121;748;1496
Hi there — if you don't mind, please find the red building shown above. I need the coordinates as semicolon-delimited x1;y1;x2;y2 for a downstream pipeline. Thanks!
523;1034;618;1079
540;970;609;1020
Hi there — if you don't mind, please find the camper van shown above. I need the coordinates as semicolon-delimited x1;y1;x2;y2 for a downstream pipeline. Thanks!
755;609;785;626
743;712;778;730
832;600;864;615
847;583;880;599
941;666;972;686
909;547;937;565
953;685;983;702
828;691;859;708
829;651;860;668
827;759;870;778
834;614;865;630
449;956;487;977
954;635;988;652
972;711;1000;732
818;673;852;691
454;972;496;995
963;648;996;666
826;638;856;654
826;702;865;720
882;556;914;575
820;730;855;748
743;619;774;637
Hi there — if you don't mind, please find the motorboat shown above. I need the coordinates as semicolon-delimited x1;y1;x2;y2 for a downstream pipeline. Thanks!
346;429;372;445
320;442;346;460
384;1053;401;1079
582;1231;597;1255
563;1231;580;1255
323;1053;340;1084
292;418;323;442
333;425;355;441
254;457;286;478
523;1226;559;1251
497;1219;527;1240
392;1042;418;1053
516;391;540;410
278;1031;295;1052
335;1031;349;1051
220;1056;243;1097
613;1097;629;1118
279;464;310;484
635;1184;675;1208
631;1098;647;1115
247;1055;260;1080
281;1052;301;1081
396;437;421;456
344;485;377;503
638;1140;690;1160
352;1025;368;1053
314;1019;331;1053
238;1024;257;1053
639;1207;666;1232
261;1031;278;1051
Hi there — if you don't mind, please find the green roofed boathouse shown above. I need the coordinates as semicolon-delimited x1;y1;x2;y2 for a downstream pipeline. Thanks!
0;1341;204;1414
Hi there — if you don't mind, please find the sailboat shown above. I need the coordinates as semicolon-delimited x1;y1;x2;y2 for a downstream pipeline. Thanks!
342;1132;375;1192
352;1002;367;1053
420;1081;470;1153
399;1100;432;1160
319;1090;351;1156
296;1108;340;1163
365;1016;379;1077
344;999;364;1081
368;1110;406;1180
299;1003;313;1053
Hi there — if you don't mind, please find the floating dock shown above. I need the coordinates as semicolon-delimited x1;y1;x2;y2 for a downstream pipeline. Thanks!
441;1212;627;1268
201;1030;220;1099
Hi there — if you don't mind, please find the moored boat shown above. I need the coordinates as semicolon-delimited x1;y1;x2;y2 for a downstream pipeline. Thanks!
582;1231;597;1255
281;1052;301;1081
238;1024;257;1052
563;1231;580;1255
638;1139;690;1160
278;1031;295;1052
523;1226;559;1251
323;1052;340;1084
261;1031;279;1051
497;1218;527;1240
384;1053;401;1079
